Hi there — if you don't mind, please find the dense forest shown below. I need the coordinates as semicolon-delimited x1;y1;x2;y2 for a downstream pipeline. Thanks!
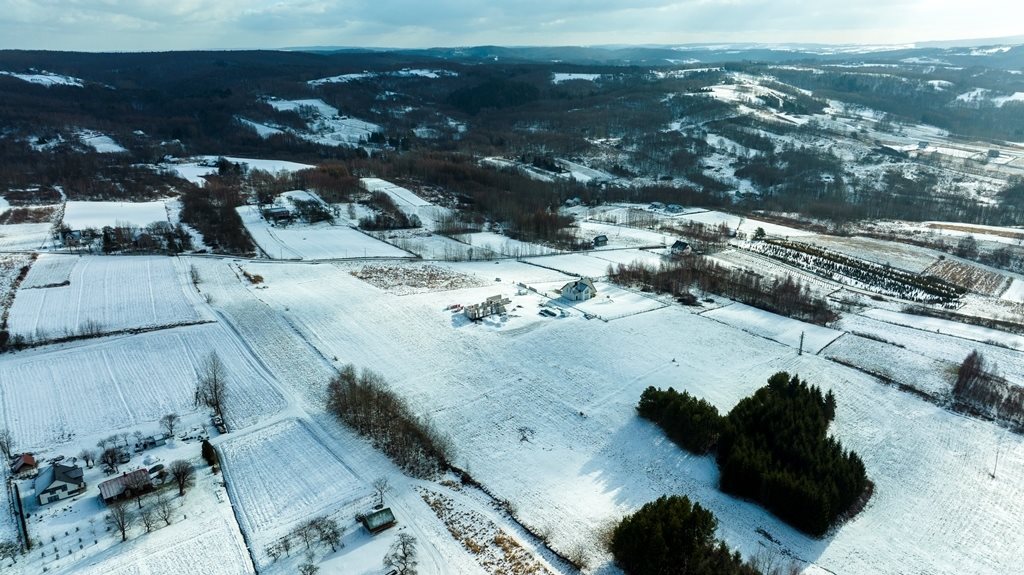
638;372;870;536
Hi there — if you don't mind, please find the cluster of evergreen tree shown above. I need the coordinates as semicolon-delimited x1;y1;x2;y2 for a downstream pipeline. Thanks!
610;495;761;575
637;373;869;537
637;388;721;453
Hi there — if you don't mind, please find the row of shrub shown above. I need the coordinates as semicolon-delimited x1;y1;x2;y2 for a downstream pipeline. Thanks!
637;372;869;536
326;364;452;478
609;258;837;325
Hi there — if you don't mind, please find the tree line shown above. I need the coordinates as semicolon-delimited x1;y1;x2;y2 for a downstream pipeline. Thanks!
326;364;453;477
608;258;837;325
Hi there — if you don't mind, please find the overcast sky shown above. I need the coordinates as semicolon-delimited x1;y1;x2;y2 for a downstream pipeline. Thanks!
0;0;1020;52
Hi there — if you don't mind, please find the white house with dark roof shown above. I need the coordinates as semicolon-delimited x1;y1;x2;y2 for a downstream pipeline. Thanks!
560;277;597;301
35;463;86;504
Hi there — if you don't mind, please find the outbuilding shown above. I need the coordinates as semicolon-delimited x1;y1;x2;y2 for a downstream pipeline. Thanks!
362;507;397;534
98;468;153;504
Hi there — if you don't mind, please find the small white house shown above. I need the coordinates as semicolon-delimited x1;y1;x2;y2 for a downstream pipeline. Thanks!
35;463;86;505
671;240;693;256
561;277;597;301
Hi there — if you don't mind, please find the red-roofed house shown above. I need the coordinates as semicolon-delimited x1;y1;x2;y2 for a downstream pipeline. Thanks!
10;453;36;474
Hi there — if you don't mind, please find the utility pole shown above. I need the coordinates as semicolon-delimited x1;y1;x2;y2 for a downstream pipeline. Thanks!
799;331;805;356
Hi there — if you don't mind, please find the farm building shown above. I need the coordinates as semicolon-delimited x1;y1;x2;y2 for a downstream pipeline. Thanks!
464;295;511;320
561;277;597;301
98;468;153;504
593;235;608;247
262;206;293;224
362;507;397;534
671;240;693;256
133;435;167;452
665;204;684;214
10;453;37;474
35;463;86;504
649;202;665;210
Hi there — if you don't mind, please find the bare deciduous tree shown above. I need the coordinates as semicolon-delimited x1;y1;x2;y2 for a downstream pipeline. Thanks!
169;460;195;496
160;413;180;437
140;507;156;533
372;476;391;507
0;428;13;460
154;492;174;526
100;447;121;473
195;352;228;419
384;532;418;575
77;448;96;468
125;473;151;509
313;517;343;552
105;500;135;542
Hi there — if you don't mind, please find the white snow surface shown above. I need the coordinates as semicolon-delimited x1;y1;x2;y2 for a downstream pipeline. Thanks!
308;68;457;86
0;222;52;250
234;260;1024;575
220;418;373;550
862;308;1024;351
552;73;601;84
0;322;285;449
164;156;315;185
7;255;205;339
702;302;842;353
62;200;169;230
238;205;413;260
77;130;127;153
265;97;381;147
0;70;83;87
238;118;284;138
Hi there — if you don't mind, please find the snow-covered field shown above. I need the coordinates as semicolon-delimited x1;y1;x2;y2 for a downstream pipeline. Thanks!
308;68;456;86
77;130;127;153
456;232;559;258
679;210;814;238
701;302;843;353
265;97;380;147
231;260;1024;574
361;177;431;207
220;419;373;551
19;253;75;288
0;222;53;251
821;333;955;398
164;157;314;186
552;73;601;83
0;322;285;449
800;234;940;272
62;200;168;230
861;308;1024;351
238;206;413;260
360;177;452;229
7;255;205;339
0;70;83;87
575;220;675;248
